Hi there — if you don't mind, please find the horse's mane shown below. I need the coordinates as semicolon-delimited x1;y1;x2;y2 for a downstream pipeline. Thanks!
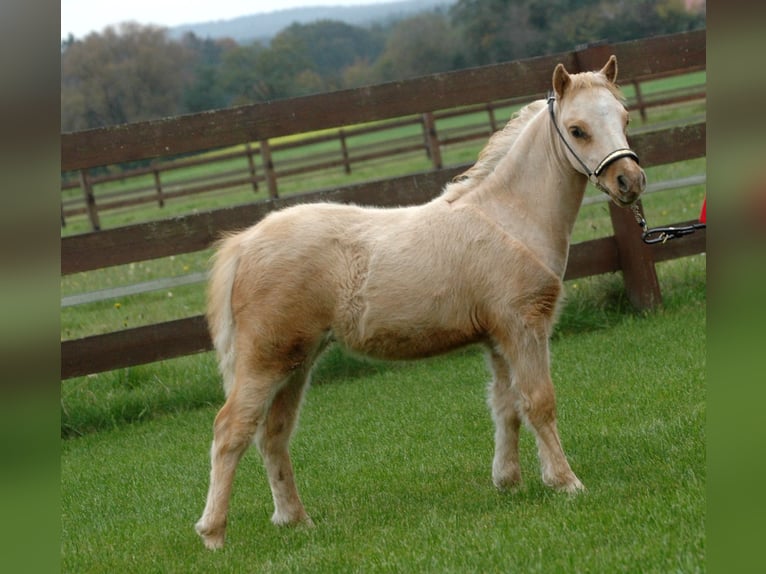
441;99;546;202
442;71;622;203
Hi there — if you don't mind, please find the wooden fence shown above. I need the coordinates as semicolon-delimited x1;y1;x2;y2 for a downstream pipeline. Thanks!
61;72;705;231
61;29;706;379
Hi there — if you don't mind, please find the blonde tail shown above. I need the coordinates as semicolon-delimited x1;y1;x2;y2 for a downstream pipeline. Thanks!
206;233;242;397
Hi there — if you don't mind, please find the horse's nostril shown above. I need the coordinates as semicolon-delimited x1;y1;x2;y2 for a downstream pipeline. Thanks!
617;174;629;193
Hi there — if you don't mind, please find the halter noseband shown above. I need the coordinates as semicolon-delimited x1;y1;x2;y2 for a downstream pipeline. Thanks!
546;91;639;189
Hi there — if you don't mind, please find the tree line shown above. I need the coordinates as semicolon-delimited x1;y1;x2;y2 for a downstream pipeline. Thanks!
61;0;704;132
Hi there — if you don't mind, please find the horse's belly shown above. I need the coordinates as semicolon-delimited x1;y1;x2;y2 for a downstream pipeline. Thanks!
349;325;483;360
335;297;484;360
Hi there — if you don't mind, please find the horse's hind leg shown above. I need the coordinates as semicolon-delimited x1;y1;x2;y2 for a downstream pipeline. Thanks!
195;368;280;549
256;365;314;527
487;349;523;490
496;329;584;493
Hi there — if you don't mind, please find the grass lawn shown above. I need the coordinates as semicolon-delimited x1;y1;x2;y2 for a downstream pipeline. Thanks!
61;255;705;572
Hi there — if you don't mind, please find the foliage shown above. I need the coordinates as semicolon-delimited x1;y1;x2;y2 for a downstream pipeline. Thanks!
60;23;192;131
372;13;458;80
181;35;239;112
277;20;386;90
450;0;546;65
60;1;704;130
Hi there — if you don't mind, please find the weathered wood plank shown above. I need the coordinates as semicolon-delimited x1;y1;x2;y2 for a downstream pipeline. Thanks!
61;316;211;379
627;122;705;167
60;56;566;172
564;237;620;280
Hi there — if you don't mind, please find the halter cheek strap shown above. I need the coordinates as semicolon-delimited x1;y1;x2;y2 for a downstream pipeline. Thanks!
546;91;639;186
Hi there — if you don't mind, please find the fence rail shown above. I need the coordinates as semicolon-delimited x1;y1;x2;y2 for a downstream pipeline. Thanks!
61;71;705;230
61;30;706;379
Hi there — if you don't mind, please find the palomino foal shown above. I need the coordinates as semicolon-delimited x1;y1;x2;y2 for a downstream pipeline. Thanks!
196;56;646;549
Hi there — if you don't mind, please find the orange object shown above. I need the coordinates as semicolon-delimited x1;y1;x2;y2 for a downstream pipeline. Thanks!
699;197;706;223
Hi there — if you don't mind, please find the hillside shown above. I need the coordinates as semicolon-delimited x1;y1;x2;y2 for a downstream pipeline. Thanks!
170;0;455;44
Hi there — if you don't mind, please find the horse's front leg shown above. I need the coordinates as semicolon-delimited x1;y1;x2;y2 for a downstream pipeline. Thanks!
495;329;584;493
486;349;523;490
519;333;583;492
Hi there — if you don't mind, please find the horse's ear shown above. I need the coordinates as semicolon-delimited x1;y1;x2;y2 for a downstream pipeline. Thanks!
552;63;571;98
599;55;618;84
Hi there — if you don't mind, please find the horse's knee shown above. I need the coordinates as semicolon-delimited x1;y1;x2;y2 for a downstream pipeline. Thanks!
517;383;557;426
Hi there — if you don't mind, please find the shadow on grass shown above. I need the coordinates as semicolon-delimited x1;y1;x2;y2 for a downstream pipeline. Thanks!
311;346;395;385
553;273;639;340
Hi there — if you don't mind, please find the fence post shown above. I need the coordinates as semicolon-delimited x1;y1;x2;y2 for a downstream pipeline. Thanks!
151;162;165;207
487;102;498;132
79;169;100;231
632;80;648;123
422;112;442;170
260;139;279;199
339;129;351;174
608;200;662;310
245;143;259;192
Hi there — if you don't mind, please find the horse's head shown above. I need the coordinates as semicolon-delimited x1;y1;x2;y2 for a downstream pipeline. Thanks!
550;56;646;207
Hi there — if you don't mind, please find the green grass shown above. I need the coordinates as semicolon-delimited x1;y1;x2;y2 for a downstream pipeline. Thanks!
61;255;705;572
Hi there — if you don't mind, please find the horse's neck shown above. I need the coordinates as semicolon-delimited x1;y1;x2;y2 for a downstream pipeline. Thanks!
462;109;586;278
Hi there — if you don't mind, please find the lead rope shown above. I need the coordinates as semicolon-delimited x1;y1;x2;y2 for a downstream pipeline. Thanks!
630;203;706;244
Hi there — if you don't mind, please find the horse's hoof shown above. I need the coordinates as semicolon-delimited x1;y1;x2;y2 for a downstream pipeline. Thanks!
556;476;585;494
544;472;585;494
195;520;225;550
492;461;522;491
271;510;314;528
493;472;523;492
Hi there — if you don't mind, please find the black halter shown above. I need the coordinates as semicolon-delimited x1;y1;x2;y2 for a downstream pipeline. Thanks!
546;91;639;189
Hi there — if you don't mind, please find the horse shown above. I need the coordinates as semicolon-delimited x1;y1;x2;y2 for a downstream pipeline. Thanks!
195;55;646;549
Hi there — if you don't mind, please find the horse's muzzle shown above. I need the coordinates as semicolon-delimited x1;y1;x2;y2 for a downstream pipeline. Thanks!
605;158;646;206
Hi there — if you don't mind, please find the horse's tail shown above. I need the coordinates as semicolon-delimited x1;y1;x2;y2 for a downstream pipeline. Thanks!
207;232;243;398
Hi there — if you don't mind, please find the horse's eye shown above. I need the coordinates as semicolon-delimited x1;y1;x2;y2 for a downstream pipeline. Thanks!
570;126;586;139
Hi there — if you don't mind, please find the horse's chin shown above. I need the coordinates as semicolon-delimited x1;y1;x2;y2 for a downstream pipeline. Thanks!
607;190;640;208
